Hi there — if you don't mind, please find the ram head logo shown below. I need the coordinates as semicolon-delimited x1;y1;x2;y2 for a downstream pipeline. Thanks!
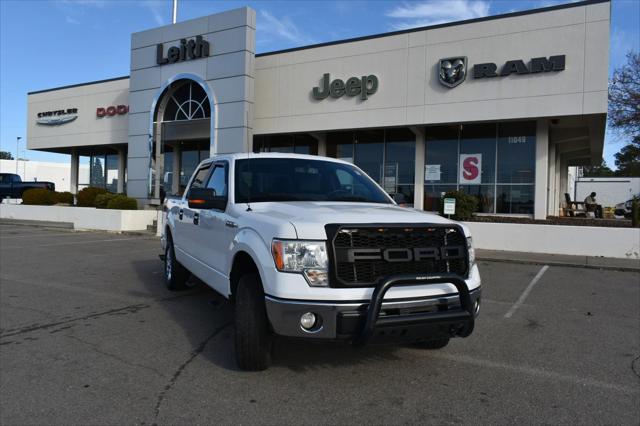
438;57;467;88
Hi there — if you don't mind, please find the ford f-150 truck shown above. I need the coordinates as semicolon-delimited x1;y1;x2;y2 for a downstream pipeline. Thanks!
161;153;481;370
0;173;55;198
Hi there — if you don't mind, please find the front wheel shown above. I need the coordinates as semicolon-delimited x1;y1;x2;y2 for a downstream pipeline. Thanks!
164;239;189;291
234;273;272;371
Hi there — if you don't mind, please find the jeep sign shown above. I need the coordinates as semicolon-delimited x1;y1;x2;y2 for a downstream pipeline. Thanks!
312;73;378;101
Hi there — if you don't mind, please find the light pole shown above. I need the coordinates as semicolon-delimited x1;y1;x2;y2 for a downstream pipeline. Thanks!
16;137;22;175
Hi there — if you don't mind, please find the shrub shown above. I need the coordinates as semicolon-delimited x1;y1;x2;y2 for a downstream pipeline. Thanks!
77;187;108;207
106;194;138;210
22;188;57;205
438;190;478;221
54;191;74;205
95;193;116;209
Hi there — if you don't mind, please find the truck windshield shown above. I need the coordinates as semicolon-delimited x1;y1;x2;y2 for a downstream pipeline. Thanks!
234;158;392;204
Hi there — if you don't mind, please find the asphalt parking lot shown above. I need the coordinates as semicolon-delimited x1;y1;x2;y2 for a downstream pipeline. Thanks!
0;223;638;425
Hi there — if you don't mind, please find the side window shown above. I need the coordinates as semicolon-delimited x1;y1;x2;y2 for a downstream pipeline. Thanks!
206;164;227;198
187;165;211;195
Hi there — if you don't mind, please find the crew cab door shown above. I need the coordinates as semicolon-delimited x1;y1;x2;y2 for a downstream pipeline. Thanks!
173;163;211;263
184;161;233;296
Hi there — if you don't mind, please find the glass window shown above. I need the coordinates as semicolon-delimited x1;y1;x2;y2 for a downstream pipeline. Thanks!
162;81;210;122
327;131;354;162
386;128;415;185
497;121;536;184
181;150;199;188
105;154;118;193
460;184;495;213
294;134;318;155
424;184;458;212
90;154;105;188
234;158;392;204
187;164;211;194
425;125;459;184
354;130;384;183
459;123;496;184
206;165;227;198
496;185;534;214
253;134;318;155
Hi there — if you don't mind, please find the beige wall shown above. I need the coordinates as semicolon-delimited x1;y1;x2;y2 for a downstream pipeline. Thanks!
254;1;609;134
27;78;129;151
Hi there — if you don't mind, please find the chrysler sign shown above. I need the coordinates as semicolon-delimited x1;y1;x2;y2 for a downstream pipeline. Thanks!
36;108;78;125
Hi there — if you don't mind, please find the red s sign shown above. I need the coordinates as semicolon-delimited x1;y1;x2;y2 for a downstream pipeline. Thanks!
459;154;482;184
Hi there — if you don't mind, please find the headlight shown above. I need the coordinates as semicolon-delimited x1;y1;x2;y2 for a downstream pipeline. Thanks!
271;239;329;287
466;236;476;268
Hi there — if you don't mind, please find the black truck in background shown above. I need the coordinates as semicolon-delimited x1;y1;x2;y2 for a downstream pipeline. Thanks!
0;173;55;198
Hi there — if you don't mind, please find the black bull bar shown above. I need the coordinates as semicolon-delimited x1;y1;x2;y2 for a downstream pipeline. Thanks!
353;273;475;346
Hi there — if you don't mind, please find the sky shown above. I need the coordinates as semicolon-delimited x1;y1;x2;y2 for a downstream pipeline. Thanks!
1;0;638;167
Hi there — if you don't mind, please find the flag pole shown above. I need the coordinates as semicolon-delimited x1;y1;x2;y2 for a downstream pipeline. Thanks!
172;0;177;24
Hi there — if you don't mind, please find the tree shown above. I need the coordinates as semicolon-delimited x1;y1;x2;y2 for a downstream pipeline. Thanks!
614;136;640;176
582;159;614;177
0;151;14;160
608;51;640;176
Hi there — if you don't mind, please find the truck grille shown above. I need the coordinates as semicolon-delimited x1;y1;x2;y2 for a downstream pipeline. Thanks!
327;224;468;287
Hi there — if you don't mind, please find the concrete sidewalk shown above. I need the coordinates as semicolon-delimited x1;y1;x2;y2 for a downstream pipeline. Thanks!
477;249;640;272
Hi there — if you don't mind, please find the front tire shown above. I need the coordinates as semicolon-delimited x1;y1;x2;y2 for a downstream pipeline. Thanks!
234;273;272;371
413;337;450;350
164;239;189;291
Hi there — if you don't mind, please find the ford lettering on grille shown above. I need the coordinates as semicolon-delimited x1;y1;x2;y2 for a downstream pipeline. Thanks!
343;246;465;263
328;225;469;287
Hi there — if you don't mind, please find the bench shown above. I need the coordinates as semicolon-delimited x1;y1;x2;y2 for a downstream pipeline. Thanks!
563;193;587;217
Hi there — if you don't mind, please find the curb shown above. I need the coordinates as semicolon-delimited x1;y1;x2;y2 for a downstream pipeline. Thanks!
477;253;640;273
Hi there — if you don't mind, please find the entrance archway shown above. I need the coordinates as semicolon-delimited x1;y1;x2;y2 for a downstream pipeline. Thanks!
148;74;216;200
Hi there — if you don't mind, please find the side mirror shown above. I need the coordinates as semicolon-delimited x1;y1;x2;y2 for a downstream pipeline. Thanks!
188;187;227;211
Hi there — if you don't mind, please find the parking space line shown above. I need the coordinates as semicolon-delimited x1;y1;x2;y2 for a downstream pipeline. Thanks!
504;265;549;319
429;352;638;394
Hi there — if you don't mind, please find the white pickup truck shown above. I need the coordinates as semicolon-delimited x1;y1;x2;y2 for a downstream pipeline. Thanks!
161;153;481;370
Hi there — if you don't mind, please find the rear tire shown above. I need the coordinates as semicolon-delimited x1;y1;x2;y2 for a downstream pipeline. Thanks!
164;238;189;291
234;273;272;371
413;337;450;350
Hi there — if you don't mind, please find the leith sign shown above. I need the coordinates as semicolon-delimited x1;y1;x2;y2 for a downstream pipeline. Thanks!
156;35;210;65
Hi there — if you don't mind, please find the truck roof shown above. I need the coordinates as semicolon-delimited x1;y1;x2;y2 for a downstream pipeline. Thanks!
202;152;352;166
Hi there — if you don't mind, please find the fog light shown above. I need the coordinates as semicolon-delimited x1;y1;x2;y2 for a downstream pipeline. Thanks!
300;312;316;330
474;299;481;316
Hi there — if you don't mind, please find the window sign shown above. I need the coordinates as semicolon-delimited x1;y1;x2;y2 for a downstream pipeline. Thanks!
383;164;398;193
459;154;482;184
444;198;456;215
425;164;441;181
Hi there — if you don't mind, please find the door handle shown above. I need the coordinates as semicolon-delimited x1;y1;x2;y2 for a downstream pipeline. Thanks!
179;209;183;220
193;212;199;225
225;220;238;228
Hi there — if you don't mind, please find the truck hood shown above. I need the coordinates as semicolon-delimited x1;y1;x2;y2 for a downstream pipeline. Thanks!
246;202;467;240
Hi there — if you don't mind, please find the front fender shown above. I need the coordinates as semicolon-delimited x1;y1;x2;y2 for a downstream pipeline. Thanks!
228;228;276;294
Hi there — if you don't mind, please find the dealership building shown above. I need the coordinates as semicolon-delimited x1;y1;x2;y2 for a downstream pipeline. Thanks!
26;0;610;219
